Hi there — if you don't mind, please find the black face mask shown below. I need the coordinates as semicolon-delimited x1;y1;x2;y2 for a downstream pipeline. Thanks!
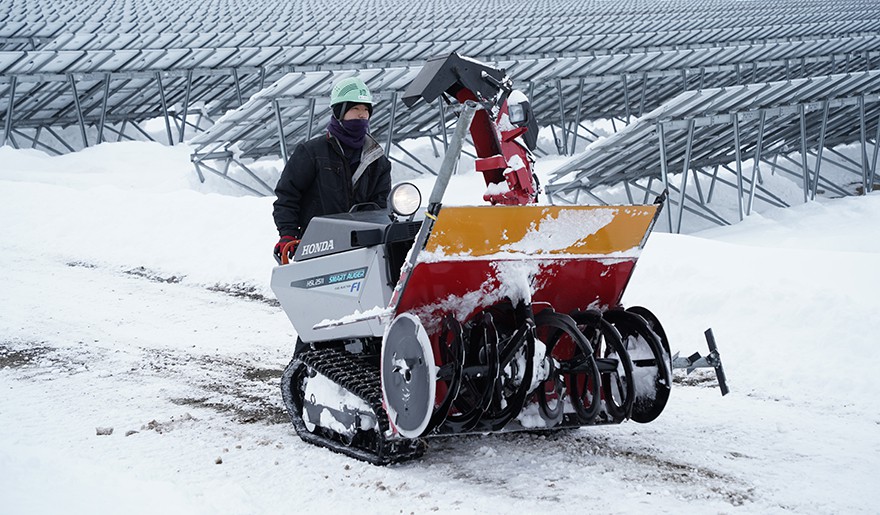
328;116;369;149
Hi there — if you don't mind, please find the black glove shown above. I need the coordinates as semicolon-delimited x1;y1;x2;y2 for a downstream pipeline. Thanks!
274;235;301;264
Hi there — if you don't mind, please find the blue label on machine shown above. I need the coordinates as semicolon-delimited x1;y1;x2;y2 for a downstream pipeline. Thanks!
291;267;368;289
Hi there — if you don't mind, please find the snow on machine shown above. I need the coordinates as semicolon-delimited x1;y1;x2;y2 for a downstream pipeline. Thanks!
272;53;723;464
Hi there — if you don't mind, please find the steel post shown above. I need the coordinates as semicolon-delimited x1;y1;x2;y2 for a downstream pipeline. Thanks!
638;72;648;117
732;113;745;220
707;164;719;204
571;78;584;153
273;99;288;163
811;100;830;200
67;74;89;148
179;69;193;143
2;75;15;147
385;91;398;156
797;104;810;203
676;119;696;233
858;95;869;193
747;110;766;215
306;98;316;140
155;72;174;146
555;79;568;155
232;68;243;106
97;73;110;144
656;121;674;232
438;98;448;152
870;110;880;192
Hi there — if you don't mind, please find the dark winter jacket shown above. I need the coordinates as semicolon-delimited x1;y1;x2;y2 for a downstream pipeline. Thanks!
273;133;392;238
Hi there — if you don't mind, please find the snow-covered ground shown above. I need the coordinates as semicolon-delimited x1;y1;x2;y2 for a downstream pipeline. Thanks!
2;140;879;514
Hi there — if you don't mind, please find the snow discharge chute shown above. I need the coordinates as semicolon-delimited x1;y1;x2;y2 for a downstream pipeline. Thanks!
271;53;727;465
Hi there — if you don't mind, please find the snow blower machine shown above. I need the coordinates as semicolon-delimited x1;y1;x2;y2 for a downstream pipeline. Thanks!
272;53;723;464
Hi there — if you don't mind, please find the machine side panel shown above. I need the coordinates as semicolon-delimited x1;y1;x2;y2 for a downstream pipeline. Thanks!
271;247;392;342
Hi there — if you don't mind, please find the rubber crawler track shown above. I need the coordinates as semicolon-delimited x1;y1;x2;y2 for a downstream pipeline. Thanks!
281;347;426;465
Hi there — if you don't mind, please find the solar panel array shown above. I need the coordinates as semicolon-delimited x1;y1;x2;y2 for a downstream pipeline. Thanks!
3;0;880;219
547;70;880;231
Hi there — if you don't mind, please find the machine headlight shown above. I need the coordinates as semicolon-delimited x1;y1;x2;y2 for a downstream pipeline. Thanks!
389;182;422;217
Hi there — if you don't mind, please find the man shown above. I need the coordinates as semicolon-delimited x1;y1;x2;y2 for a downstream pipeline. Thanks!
273;77;392;263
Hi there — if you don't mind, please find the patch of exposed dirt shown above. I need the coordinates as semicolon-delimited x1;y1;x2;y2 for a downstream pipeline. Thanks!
0;341;91;376
171;394;288;425
124;266;184;284
140;413;198;434
65;261;98;269
142;349;287;425
68;260;279;307
208;282;280;306
0;343;53;369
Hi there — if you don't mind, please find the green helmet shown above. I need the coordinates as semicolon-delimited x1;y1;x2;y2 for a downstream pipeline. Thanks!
330;77;372;106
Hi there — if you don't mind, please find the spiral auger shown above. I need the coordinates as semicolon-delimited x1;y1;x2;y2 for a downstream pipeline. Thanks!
603;307;673;423
533;308;602;425
569;309;636;422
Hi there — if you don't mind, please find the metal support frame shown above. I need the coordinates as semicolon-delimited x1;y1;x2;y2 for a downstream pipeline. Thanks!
385;91;398;156
719;162;790;208
191;157;267;195
305;98;316;140
155;72;174;146
44;125;76;153
638;72;648;117
822;147;868;177
2;75;15;147
798;104;811;203
732;113;744;221
621;74;632;123
392;140;436;175
556;79;568;155
128;118;158;142
747;110;766;215
770;156;851;197
10;127;62;155
870;110;880;191
67;74;88;148
232;68;243;106
707;164;720;203
273;99;289;163
98;73;111;144
810;100;830;199
179;69;193;143
571;78;584;154
656;121;674;231
676;119;696;233
626;179;730;227
438;98;448;152
858;95;870;193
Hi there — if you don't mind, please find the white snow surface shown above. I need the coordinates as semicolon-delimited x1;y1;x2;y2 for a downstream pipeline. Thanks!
2;140;880;514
